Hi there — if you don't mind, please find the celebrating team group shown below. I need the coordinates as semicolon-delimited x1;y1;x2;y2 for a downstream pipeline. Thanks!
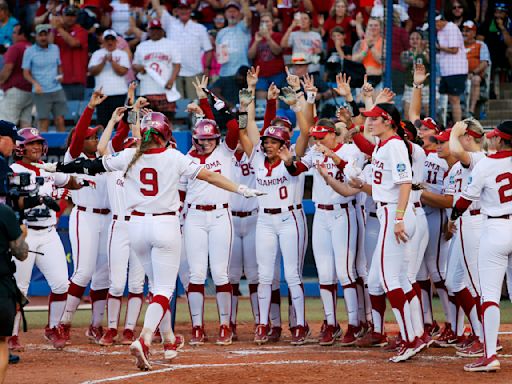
11;61;512;373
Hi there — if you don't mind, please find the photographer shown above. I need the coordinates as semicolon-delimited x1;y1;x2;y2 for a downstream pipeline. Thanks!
0;120;28;381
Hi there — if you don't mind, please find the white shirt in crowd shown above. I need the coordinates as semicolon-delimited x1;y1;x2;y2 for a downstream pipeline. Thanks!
110;0;131;38
133;37;182;96
160;12;212;77
88;48;130;96
437;21;468;77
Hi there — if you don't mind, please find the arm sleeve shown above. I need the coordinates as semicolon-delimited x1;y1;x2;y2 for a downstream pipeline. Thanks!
352;133;375;157
102;149;131;172
118;51;130;68
224;118;239;151
21;47;31;70
68;106;94;159
263;98;277;131
88;50;101;69
479;42;490;62
111;120;130;153
198;97;215;120
176;152;202;180
390;141;413;184
133;46;142;65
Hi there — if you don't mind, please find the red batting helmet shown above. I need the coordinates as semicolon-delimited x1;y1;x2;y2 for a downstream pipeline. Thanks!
141;112;172;143
261;125;291;148
16;127;48;158
192;119;221;153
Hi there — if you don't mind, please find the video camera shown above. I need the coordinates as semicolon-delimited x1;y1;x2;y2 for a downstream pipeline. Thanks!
8;171;44;199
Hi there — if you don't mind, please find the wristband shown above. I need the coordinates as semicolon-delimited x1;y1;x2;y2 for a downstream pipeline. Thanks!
238;112;248;129
394;218;404;225
396;209;405;213
306;91;316;104
412;82;424;89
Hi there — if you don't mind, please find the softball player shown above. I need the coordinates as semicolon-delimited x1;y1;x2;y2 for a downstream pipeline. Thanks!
180;117;239;346
9;129;75;350
451;121;512;372
40;111;261;370
58;90;112;345
95;109;145;347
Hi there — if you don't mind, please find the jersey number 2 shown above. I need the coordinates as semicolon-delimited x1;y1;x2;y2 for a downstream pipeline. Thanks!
497;173;512;204
140;168;158;196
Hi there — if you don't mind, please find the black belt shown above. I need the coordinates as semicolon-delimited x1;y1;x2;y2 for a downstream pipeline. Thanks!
27;225;52;230
488;214;511;220
317;202;354;210
263;204;302;215
369;212;377;218
113;214;131;221
77;206;111;215
131;211;177;217
231;210;256;218
414;202;422;208
188;203;228;211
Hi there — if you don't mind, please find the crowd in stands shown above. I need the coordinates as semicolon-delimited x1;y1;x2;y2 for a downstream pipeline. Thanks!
0;0;509;132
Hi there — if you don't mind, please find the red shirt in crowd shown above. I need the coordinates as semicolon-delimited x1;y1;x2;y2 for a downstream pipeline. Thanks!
311;0;334;14
250;32;285;78
391;26;410;71
2;40;31;92
54;24;89;86
323;15;353;48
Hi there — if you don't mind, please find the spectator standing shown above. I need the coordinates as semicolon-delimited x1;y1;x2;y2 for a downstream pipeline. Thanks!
22;24;67;132
204;30;221;83
322;0;355;49
110;0;132;38
52;5;89;101
132;19;181;119
463;20;490;116
88;29;130;127
401;30;430;119
0;3;18;52
34;0;65;26
479;3;511;75
444;0;471;29
0;24;32;128
215;1;252;79
152;0;212;100
436;14;468;123
352;17;384;88
248;11;285;100
391;9;410;97
281;11;322;74
324;26;352;83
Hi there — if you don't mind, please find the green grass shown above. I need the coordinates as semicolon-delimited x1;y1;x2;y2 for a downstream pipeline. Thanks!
24;297;512;329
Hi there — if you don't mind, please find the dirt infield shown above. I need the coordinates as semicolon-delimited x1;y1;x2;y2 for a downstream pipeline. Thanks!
6;319;512;384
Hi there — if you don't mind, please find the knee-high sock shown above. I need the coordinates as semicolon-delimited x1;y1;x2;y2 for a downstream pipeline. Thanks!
11;312;21;336
249;283;259;325
216;284;232;326
269;288;281;327
90;288;108;328
343;283;359;326
356;277;371;325
287;288;298;328
61;282;86;325
107;294;122;330
370;294;386;334
412;282;424;324
405;290;424;338
258;284;272;326
434;280;452;325
141;295;168;346
289;285;305;327
418;280;433;325
48;292;67;328
387;288;416;343
124;292;143;331
455;288;481;338
188;283;204;327
320;284;337;326
364;283;372;323
230;283;240;325
447;294;458;334
159;308;176;344
482;301;500;359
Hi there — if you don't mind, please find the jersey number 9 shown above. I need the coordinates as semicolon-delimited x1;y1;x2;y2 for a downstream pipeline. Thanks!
140;168;159;196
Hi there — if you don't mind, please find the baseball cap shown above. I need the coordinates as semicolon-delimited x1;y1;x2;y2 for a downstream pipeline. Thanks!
429;128;452;143
463;20;477;30
0;121;23;141
309;124;335;139
85;125;102;138
418;117;441;133
63;5;79;16
361;105;393;122
225;1;241;10
291;52;311;65
495;2;509;12
35;24;51;34
177;0;192;8
148;19;163;29
102;29;117;39
486;121;512;140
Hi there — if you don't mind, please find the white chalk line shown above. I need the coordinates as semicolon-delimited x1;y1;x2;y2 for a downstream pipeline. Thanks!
80;359;370;384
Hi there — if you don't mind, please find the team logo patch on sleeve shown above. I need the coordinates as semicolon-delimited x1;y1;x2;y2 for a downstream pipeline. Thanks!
396;163;406;172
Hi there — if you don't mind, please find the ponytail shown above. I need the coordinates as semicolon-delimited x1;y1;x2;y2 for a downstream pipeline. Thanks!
396;122;413;169
123;129;163;178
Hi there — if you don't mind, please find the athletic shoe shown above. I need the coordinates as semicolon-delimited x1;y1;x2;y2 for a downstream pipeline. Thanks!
318;320;328;340
216;324;233;346
496;339;503;352
202;327;209;342
99;328;118;346
230;323;238;342
50;326;67;350
457;340;484;358
86;325;104;343
425;320;441;337
254;324;269;345
464;355;500;372
455;334;478;351
163;336;182;360
130;337;152;371
356;331;388;348
333;323;343;339
121;329;135;345
356;322;370;338
61;323;71;345
433;324;457;347
339;325;359;346
305;322;312;339
175;334;185;351
389;341;417;363
420;331;434;348
412;336;428;354
291;325;307;345
189;326;205;346
267;326;282;343
8;336;24;352
319;325;336;346
384;334;402;352
152;329;162;344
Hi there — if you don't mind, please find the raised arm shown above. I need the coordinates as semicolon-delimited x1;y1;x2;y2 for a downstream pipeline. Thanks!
239;88;255;157
98;107;127;156
449;121;471;166
409;63;428;122
245;66;261;145
263;86;278;131
193;75;215;120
